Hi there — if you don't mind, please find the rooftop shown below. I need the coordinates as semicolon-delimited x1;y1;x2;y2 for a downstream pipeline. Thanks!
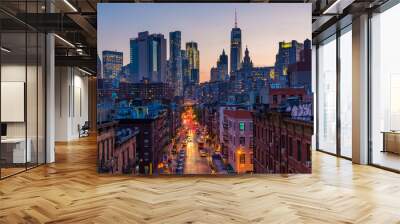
224;110;252;119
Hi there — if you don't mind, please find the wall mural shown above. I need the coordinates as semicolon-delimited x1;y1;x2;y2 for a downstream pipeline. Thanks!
97;3;313;175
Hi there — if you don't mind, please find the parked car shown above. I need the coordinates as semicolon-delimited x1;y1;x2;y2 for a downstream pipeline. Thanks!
200;149;208;157
176;165;184;174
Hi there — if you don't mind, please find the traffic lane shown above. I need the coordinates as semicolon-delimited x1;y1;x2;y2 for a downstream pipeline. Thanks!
184;134;211;174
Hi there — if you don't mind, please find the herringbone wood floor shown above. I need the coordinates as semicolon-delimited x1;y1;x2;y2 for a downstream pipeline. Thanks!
1;136;400;224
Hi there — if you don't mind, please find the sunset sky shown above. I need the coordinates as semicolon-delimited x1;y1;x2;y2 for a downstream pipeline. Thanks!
98;3;311;83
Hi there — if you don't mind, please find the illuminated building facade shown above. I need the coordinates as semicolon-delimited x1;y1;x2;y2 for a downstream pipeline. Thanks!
102;50;123;79
223;110;254;174
274;40;305;87
185;41;200;84
288;39;312;93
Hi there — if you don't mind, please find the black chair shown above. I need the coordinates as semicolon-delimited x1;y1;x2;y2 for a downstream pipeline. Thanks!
79;121;90;138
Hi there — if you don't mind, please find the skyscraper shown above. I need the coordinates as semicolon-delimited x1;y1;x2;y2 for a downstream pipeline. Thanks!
274;40;304;87
181;50;190;93
169;31;183;96
242;46;253;71
185;42;200;85
210;67;219;82
97;54;102;78
217;49;228;81
102;50;123;79
230;11;242;74
130;31;167;83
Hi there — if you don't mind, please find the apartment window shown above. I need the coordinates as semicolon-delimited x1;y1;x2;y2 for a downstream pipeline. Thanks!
104;140;108;160
306;144;311;161
264;128;267;141
257;126;260;138
273;95;278;104
122;151;126;169
101;142;105;162
240;154;245;164
269;130;273;143
297;140;302;161
289;138;293;157
239;122;245;131
239;137;245;145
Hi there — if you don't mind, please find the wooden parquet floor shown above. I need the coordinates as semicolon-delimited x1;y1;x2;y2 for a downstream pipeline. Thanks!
1;135;400;224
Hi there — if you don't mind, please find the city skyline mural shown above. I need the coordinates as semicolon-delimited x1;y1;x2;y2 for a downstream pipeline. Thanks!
97;3;313;175
98;3;311;83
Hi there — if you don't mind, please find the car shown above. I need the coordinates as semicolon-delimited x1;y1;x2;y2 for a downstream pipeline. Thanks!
178;158;184;163
176;166;184;174
200;150;208;157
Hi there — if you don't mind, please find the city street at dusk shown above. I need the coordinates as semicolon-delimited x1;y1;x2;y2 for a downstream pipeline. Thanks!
97;3;313;176
170;106;214;174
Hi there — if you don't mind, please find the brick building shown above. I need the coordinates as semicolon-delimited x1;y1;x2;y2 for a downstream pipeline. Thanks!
223;110;254;174
97;122;139;174
269;87;307;109
253;109;312;174
118;80;173;102
117;108;169;175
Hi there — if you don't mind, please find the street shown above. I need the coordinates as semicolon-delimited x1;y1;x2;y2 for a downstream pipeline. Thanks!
167;106;224;174
184;131;211;174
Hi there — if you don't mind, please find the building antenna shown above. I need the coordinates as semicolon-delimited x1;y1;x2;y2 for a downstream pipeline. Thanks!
235;9;237;28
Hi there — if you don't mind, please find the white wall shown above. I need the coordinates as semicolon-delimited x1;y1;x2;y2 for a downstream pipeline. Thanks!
1;63;46;164
55;67;89;141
